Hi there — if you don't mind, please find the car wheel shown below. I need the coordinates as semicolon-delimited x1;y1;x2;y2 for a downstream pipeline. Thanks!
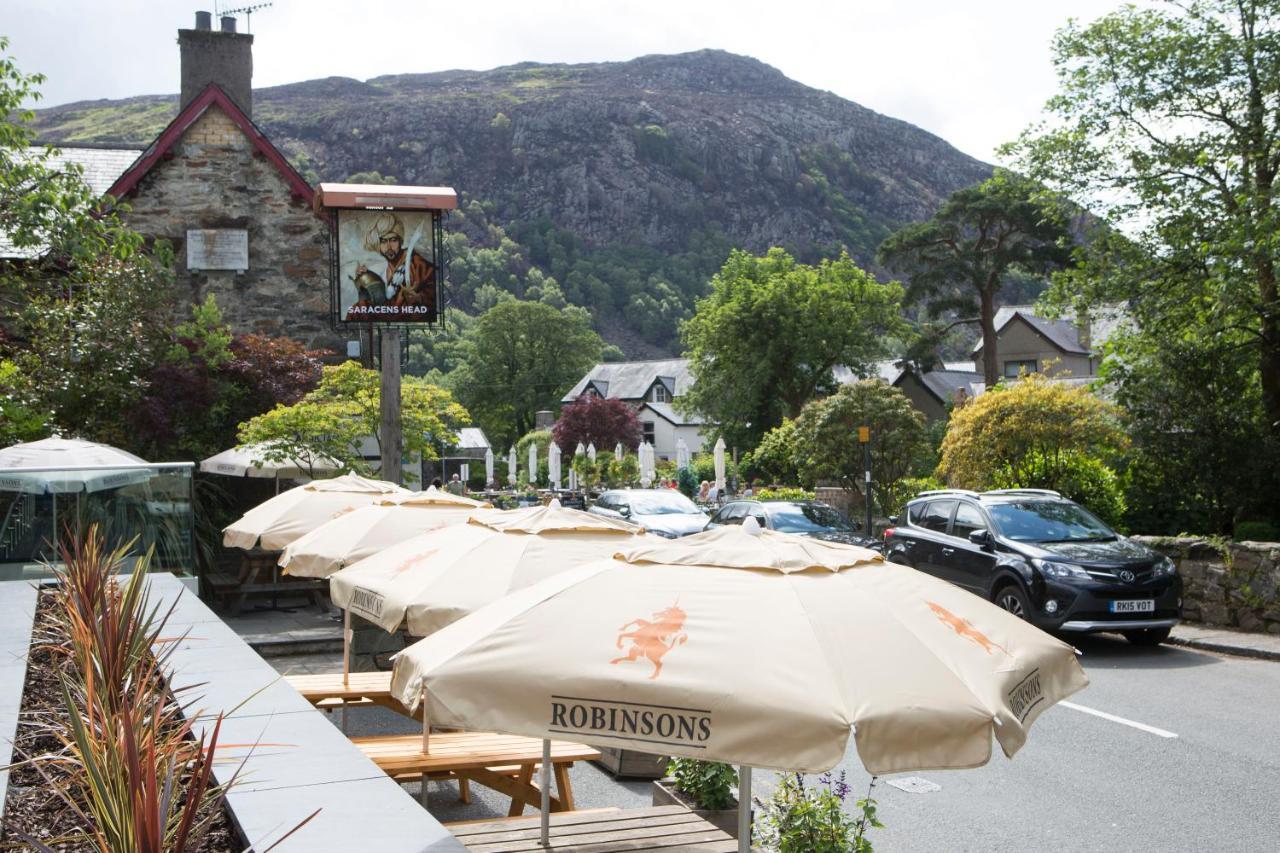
994;584;1030;621
1122;627;1172;647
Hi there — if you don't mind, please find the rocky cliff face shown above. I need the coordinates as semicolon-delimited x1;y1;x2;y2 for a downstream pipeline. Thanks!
32;50;992;355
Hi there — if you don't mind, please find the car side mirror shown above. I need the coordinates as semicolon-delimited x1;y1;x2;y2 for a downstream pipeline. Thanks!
888;515;899;526
620;506;631;518
969;529;994;549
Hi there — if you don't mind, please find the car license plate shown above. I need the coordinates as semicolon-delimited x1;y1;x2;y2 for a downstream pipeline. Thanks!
1110;599;1155;613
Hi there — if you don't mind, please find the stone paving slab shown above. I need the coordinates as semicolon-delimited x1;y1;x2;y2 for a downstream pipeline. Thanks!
0;580;38;821
1170;623;1280;662
146;575;464;851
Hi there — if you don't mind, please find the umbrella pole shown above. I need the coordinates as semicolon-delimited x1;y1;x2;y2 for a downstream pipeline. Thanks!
737;765;751;853
540;738;551;846
341;609;351;732
421;686;431;807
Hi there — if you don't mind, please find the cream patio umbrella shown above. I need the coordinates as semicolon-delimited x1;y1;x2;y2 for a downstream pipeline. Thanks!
327;500;647;682
484;448;494;488
713;436;727;492
676;438;691;470
0;437;151;494
614;442;624;461
639;441;655;487
390;521;1088;850
200;442;342;483
222;474;408;551
277;487;493;578
587;442;597;462
507;446;517;487
528;441;538;485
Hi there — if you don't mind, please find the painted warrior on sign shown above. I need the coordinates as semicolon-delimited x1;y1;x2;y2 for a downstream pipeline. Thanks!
354;213;435;311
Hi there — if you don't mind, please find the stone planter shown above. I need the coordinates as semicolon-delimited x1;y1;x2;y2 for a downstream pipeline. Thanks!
652;776;741;839
0;576;464;851
594;746;670;778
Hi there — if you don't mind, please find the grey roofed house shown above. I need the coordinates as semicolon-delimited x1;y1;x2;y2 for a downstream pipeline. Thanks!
561;358;695;404
893;367;984;423
451;427;492;458
972;304;1129;381
0;146;144;259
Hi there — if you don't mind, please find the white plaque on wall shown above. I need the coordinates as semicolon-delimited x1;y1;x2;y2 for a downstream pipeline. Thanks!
186;229;249;271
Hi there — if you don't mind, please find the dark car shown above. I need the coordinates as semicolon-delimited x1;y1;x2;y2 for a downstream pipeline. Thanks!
706;500;881;550
884;489;1182;645
588;489;709;538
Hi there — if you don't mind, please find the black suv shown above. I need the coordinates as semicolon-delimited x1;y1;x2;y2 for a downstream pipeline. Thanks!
884;489;1182;645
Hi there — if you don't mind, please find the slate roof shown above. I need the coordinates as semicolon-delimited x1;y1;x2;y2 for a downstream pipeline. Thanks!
641;402;707;426
0;146;142;259
918;369;985;403
455;427;491;451
562;358;694;403
974;306;1086;355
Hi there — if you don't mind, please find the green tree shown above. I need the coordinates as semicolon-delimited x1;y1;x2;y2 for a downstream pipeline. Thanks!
239;361;469;478
1106;328;1272;535
937;373;1126;492
681;248;903;447
1;38;175;447
745;418;801;486
1006;0;1280;438
450;300;604;446
877;170;1074;388
0;358;49;445
792;381;928;512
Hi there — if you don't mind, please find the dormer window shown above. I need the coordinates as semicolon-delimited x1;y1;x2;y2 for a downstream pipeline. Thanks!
652;384;671;403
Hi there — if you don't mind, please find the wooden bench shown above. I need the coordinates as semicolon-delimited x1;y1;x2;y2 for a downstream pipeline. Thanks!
351;731;601;817
449;805;740;851
214;549;327;615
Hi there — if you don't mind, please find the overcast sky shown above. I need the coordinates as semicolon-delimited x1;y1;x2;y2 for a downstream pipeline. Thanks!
4;0;1136;164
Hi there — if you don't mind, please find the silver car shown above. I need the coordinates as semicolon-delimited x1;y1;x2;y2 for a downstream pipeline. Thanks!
589;489;709;538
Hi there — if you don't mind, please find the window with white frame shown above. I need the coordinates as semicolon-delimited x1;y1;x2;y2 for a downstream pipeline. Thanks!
651;384;671;403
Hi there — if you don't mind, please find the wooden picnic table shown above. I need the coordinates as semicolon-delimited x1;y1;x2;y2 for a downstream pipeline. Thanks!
449;805;740;851
284;671;415;716
352;731;601;817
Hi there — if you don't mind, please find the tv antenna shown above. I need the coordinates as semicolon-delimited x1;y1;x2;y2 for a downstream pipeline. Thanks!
215;2;273;33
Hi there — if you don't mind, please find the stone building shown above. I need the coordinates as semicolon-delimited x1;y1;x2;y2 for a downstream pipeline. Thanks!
105;14;338;352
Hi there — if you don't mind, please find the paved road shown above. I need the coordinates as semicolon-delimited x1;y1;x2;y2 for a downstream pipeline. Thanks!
274;634;1280;851
752;634;1280;853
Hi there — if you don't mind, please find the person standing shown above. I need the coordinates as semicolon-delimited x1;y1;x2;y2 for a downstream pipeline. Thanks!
446;473;466;495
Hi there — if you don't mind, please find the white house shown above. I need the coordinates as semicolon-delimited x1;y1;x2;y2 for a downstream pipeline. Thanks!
561;359;713;461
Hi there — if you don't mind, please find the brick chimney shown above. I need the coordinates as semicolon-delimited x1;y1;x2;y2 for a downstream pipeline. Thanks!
178;11;254;117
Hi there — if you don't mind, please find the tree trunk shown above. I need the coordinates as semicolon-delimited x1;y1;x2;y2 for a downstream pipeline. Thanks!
979;288;999;388
1258;262;1280;437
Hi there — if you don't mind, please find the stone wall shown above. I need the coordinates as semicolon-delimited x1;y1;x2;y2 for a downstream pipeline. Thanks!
1134;536;1280;635
123;105;343;354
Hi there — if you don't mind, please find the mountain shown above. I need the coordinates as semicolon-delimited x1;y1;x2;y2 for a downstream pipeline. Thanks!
30;50;992;357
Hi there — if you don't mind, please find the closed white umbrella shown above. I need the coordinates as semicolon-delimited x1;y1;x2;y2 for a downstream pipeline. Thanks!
507;446;517;487
713;437;727;492
484;448;494;488
200;442;342;481
587;443;597;462
0;437;150;494
460;463;470;485
528;442;538;485
639;442;655;487
614;442;624;461
676;438;690;470
391;522;1088;850
548;442;561;491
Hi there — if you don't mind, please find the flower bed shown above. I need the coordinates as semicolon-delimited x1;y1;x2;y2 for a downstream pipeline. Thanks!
1;534;243;851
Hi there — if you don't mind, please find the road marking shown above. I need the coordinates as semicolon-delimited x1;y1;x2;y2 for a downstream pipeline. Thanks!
1061;701;1178;739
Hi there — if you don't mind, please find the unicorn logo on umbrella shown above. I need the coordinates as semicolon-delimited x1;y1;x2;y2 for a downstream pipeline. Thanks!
611;602;688;679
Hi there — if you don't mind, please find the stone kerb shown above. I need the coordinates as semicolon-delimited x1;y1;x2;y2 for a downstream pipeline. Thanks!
0;576;464;851
1133;536;1280;635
